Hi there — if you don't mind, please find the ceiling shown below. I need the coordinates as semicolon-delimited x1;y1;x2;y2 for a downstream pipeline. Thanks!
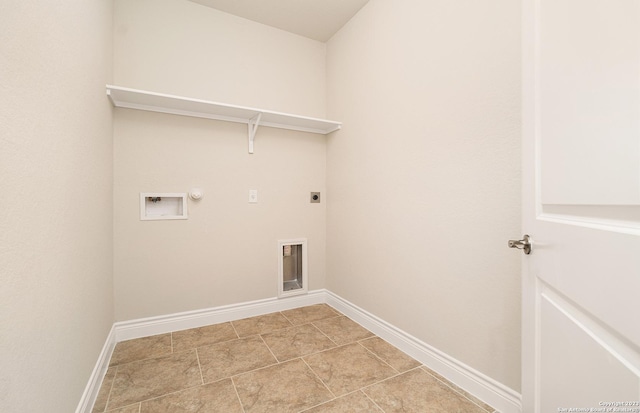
187;0;370;42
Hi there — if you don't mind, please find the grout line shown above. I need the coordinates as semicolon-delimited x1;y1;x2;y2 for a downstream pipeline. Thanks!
222;349;284;379
323;303;344;318
109;353;169;369
301;357;336;400
223;354;341;389
279;304;342;328
310;321;340;347
229;320;241;339
298;389;381;413
109;335;174;369
125;382;207;410
360;365;422;393
105;402;141;412
230;376;247;413
421;366;496;412
107;344;208;407
258;334;280;363
304;341;352;359
205;338;265;381
278;310;294;325
225;336;350;381
297;401;332;412
356;340;400;374
264;321;304;338
102;365;119;412
362;389;387;413
298;388;380;413
297;397;336;412
195;348;205;385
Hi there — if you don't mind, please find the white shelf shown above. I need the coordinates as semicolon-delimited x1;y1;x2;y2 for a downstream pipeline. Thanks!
106;85;341;153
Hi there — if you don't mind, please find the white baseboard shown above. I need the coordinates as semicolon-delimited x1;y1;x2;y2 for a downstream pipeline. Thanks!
324;290;522;413
74;324;116;413
77;289;521;413
113;290;326;342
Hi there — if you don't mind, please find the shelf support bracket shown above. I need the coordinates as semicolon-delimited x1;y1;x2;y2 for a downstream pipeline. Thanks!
248;113;262;154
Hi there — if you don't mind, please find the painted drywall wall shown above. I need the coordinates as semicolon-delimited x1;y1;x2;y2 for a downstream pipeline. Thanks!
326;0;522;391
0;0;114;411
113;0;326;117
113;0;327;320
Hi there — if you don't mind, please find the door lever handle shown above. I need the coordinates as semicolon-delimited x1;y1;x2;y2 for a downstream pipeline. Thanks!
508;234;532;255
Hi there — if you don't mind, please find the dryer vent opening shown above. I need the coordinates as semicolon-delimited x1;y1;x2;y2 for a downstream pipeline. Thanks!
278;239;308;298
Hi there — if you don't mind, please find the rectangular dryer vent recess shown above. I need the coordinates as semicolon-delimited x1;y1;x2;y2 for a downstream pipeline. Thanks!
278;238;308;298
140;193;188;220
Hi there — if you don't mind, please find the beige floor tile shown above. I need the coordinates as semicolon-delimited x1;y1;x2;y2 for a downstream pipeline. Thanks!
233;358;333;413
363;368;488;413
301;391;384;413
280;304;341;325
261;324;337;362
360;337;421;372
92;306;496;413
313;316;374;345
304;342;396;397
93;367;116;412
172;322;238;352
139;379;243;413
106;404;140;413
198;335;277;383
231;312;292;337
106;350;202;410
109;334;172;367
421;367;495;412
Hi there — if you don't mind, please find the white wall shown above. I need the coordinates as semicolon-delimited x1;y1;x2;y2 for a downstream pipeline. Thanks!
114;0;326;117
0;1;114;411
0;0;524;408
113;0;328;320
326;0;522;391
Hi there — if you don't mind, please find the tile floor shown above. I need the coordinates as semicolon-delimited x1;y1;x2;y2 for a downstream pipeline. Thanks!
93;304;498;413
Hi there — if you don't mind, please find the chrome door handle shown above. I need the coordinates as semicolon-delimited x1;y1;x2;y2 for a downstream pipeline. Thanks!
508;234;532;255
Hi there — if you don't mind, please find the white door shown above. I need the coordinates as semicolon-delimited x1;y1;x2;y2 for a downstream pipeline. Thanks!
522;1;640;412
